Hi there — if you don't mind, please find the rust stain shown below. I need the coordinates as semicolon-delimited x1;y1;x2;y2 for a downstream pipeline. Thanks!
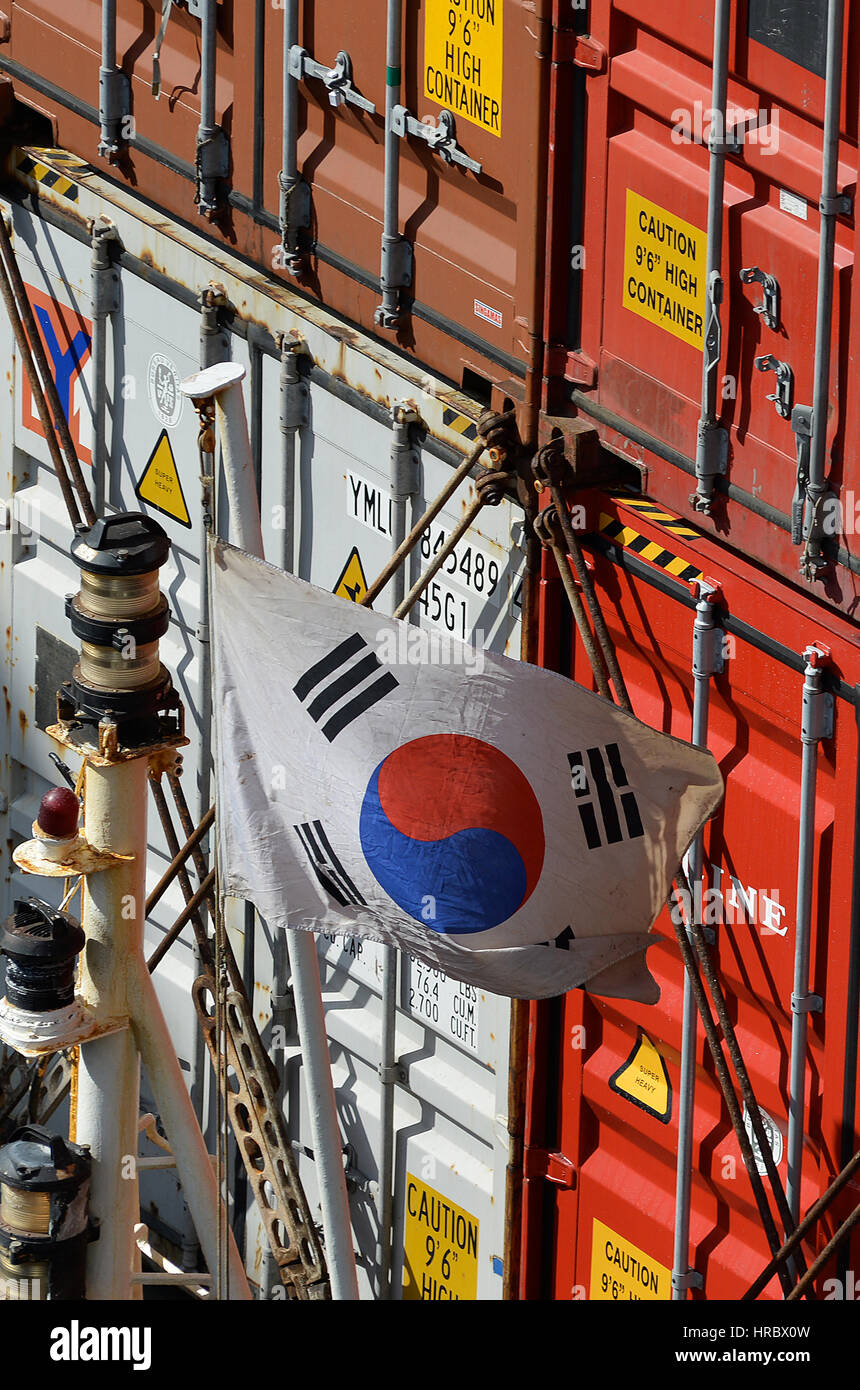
2;686;9;719
18;709;26;736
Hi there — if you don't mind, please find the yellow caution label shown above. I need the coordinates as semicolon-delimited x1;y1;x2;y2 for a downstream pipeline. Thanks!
609;1029;673;1124
333;547;368;603
403;1174;479;1300
590;1219;671;1301
623;190;707;349
424;0;503;137
135;430;191;528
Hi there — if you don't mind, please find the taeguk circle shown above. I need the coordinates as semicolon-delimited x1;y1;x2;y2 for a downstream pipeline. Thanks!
359;734;545;934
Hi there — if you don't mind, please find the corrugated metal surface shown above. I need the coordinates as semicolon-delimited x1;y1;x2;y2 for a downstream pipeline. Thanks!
521;486;860;1299
0;146;525;1296
549;0;859;612
0;1;551;423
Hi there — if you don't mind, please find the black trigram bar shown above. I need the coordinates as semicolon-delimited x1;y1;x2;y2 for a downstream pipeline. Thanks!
568;743;644;851
293;633;398;741
295;821;366;908
540;925;576;951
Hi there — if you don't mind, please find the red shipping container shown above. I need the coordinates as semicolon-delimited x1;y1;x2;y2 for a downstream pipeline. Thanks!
544;0;860;615
0;0;551;424
518;486;860;1300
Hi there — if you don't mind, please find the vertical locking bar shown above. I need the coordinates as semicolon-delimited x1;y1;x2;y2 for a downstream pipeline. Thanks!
786;646;832;1223
375;0;413;329
672;581;723;1299
196;1;229;217
279;0;311;274
802;0;847;578
90;218;120;517
692;0;731;512
377;402;418;1298
98;0;130;159
278;336;307;578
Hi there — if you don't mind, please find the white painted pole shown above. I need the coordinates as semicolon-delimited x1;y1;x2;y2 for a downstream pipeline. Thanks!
180;362;264;556
74;753;250;1299
75;756;147;1301
287;930;359;1299
182;364;360;1299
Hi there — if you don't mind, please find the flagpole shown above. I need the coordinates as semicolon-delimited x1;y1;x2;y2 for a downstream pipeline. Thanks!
183;365;360;1300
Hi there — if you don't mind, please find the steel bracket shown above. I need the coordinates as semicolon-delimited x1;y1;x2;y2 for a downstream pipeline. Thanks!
694;421;729;482
280;343;309;431
790;404;813;545
343;1146;377;1197
755;353;794;420
791;991;823;1015
278;173;312;269
289;46;376;113
391;106;482;174
523;1146;576;1189
91;222;121;317
572;33;607;72
693;618;725;679
820;193;853;216
391;402;420;502
198;283;233;368
672;1269;704;1292
98;68;131;159
196;127;229;181
707;129;744;156
552;30;607;71
379;234;413;294
544;345;598;388
378;1062;407;1086
801;649;834;743
195;126;229;215
708;110;764;155
739;265;780;331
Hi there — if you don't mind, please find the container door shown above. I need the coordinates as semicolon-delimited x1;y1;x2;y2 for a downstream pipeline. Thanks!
521;486;860;1300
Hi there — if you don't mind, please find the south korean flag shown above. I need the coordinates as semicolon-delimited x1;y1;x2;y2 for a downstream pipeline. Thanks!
210;540;723;1002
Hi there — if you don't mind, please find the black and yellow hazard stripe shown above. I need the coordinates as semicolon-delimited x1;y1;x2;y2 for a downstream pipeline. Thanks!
608;492;701;540
599;512;704;584
15;149;86;202
442;407;478;441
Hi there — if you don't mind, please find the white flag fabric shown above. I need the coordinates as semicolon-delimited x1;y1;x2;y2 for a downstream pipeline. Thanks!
210;540;723;1003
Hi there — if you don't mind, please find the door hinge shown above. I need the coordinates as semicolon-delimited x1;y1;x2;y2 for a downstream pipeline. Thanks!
552;31;607;73
544;345;598;389
523;1146;576;1188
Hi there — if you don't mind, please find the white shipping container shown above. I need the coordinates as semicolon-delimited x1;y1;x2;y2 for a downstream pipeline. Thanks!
0;146;527;1299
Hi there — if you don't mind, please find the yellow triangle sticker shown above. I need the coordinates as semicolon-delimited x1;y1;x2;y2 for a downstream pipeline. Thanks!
609;1029;672;1124
135;430;191;528
333;547;368;603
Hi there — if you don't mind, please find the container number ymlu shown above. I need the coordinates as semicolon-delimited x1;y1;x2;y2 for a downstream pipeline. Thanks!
346;471;505;641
